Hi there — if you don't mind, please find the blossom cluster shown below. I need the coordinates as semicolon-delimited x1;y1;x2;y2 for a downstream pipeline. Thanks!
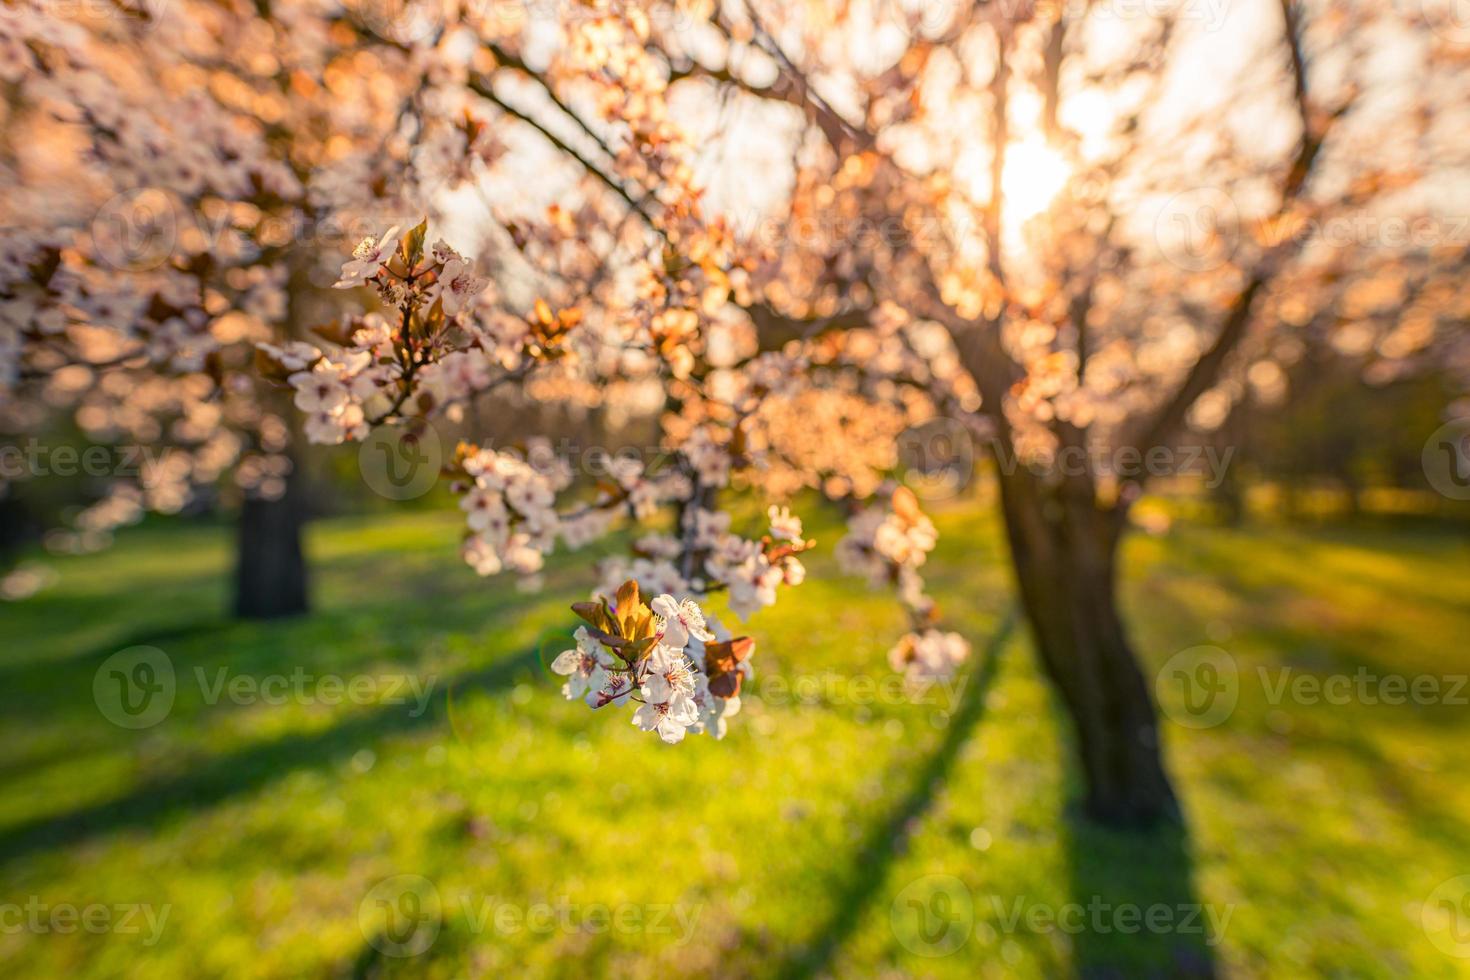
838;486;971;684
551;581;752;743
260;337;382;446
593;504;812;621
836;486;939;605
257;226;500;446
888;629;971;690
450;442;574;579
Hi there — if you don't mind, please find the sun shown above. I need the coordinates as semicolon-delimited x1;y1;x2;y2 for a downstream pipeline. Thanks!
1000;137;1071;221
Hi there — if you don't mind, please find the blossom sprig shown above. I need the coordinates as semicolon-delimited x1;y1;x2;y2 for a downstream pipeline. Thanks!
837;485;972;686
445;442;712;585
593;502;815;621
552;580;754;743
888;629;970;691
332;223;488;317
258;225;530;443
836;485;938;598
705;505;816;620
448;441;575;580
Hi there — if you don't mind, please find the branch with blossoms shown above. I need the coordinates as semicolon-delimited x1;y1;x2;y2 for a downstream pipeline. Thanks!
256;222;544;444
837;485;970;690
550;579;753;743
264;222;978;745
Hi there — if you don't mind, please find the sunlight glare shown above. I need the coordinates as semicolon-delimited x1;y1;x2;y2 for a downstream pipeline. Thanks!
1001;138;1071;221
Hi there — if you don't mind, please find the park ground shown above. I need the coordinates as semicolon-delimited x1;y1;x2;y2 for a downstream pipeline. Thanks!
1;496;1468;978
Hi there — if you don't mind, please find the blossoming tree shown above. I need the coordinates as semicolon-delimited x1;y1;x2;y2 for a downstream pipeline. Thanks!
7;0;1465;824
0;0;490;614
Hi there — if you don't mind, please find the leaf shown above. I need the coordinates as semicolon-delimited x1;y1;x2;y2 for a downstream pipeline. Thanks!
705;636;755;699
625;603;654;642
589;628;626;650
399;219;429;269
614;579;641;634
571;600;615;634
707;672;742;699
254;347;292;383
423;295;446;335
891;485;923;525
312;318;356;347
625;635;659;661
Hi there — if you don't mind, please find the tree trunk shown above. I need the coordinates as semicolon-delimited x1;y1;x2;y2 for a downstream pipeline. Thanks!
233;457;309;619
0;492;36;570
1211;469;1245;527
994;464;1179;827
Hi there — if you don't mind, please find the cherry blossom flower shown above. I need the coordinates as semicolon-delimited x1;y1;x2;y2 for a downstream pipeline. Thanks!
688;674;742;740
502;533;546;575
437;258;488;315
289;364;348;414
592;671;637;709
551;626;615;701
889;630;970;687
430;240;463;265
594;557;689;602
684;508;731;549
302;404;367;445
560;509;613;549
462;534;504;576
651;594;715;650
632;692;699;744
634;534;682;559
258;341;321;372
641;643;698;702
461;487;509;537
767;505;804;542
682;427;730;487
333;227;399;289
505;476;554;515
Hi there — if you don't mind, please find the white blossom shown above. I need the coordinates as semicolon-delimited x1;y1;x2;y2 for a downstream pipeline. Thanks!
651;594;715;650
333;227;400;288
632;692;699;744
550;626;615;701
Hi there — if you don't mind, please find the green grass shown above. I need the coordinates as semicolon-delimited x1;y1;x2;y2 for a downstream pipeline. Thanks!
1;500;1468;978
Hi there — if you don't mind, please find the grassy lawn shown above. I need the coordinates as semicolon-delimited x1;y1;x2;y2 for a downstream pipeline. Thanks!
1;499;1468;978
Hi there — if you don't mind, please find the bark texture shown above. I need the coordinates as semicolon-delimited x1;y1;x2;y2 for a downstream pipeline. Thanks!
995;463;1179;827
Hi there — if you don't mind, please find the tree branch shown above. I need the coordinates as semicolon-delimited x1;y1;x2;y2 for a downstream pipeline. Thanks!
1124;0;1332;458
467;77;668;245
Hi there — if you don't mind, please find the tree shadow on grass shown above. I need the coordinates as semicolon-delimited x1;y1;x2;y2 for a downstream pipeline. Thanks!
1060;810;1219;979
0;570;550;731
0;642;540;869
0;617;230;691
775;606;1018;980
